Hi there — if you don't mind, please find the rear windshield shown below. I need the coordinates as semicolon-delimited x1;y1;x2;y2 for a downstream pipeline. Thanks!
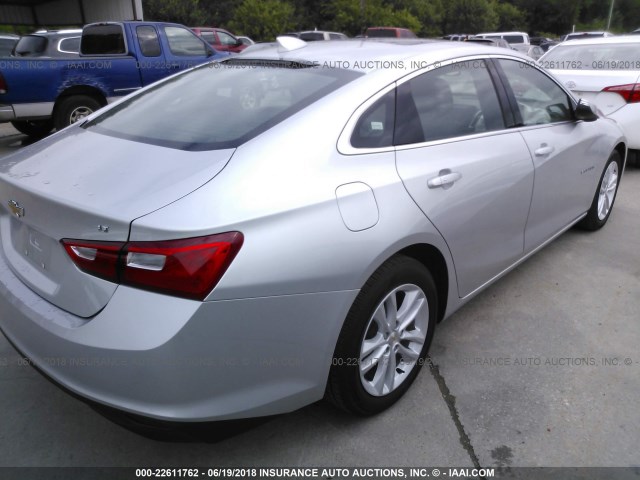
13;35;47;56
85;59;363;151
81;24;126;55
367;29;397;38
542;43;640;70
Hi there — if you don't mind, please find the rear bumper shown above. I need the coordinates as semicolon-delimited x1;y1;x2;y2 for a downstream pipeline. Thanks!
0;104;15;122
0;244;356;422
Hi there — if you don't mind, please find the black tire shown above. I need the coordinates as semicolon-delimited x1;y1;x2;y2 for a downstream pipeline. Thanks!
326;255;437;416
53;95;102;131
578;150;622;231
10;120;54;138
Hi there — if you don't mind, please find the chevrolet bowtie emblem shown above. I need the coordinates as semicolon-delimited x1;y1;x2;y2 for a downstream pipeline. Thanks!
8;200;25;218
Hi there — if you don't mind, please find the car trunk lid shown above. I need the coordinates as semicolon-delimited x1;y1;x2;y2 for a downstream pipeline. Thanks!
0;128;234;318
552;69;640;115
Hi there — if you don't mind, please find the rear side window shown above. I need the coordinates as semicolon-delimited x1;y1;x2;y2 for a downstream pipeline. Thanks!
164;26;207;56
200;31;216;44
503;35;525;44
351;89;395;148
497;59;573;125
13;35;47;56
395;60;505;145
137;26;161;57
85;60;363;151
541;43;640;70
58;36;80;53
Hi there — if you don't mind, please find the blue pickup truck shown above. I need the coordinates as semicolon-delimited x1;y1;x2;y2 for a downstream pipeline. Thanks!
0;21;227;138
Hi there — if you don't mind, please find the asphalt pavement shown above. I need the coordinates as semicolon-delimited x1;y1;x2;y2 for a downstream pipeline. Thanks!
0;122;638;470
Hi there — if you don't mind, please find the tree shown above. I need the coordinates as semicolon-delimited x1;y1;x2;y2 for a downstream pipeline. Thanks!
143;0;208;25
228;0;296;41
492;1;526;31
444;0;498;34
324;0;421;36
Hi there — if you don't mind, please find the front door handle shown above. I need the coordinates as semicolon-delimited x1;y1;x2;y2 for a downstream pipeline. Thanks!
427;170;462;189
534;144;555;156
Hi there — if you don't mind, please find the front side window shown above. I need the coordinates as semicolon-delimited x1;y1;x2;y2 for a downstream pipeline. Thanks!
217;31;237;46
395;60;505;145
85;60;362;151
497;59;573;126
164;26;207;56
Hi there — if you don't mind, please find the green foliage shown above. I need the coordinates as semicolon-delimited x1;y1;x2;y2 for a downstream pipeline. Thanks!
228;0;296;41
444;0;498;34
323;0;421;36
492;1;526;31
141;0;640;38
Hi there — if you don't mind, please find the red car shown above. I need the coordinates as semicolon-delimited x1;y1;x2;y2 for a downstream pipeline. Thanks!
191;27;247;53
365;27;417;38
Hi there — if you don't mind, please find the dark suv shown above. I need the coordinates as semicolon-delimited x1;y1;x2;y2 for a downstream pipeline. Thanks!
12;29;81;57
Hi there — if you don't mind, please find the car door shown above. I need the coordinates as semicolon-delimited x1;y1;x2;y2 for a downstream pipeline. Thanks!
494;58;602;252
161;25;211;72
135;25;167;86
394;59;535;298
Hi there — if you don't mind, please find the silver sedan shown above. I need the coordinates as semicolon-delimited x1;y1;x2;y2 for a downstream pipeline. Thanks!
0;39;626;423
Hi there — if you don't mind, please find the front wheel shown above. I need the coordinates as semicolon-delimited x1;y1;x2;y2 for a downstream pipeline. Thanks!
578;150;622;231
326;255;437;415
54;95;102;131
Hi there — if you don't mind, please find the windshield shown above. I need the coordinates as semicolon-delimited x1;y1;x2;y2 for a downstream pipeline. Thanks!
542;43;640;70
85;59;363;151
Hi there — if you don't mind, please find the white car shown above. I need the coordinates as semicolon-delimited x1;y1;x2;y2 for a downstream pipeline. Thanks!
540;36;640;150
476;31;530;46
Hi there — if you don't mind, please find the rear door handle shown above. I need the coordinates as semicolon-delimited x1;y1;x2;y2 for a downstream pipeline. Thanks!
427;170;462;189
534;145;555;156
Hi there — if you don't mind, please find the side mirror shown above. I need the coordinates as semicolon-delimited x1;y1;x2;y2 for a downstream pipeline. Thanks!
574;99;598;122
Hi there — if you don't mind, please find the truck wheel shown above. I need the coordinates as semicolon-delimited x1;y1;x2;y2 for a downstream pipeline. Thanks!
54;95;102;131
10;120;54;139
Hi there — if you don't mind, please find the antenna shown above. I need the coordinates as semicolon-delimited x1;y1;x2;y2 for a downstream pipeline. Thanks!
276;36;307;51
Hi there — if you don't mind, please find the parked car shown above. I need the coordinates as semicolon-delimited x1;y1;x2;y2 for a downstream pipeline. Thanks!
511;43;545;60
0;21;227;138
465;36;511;49
237;35;254;46
632;28;640;35
298;30;348;41
445;34;471;42
365;27;417;38
191;27;247;53
562;31;613;41
0;34;19;57
540;36;640;150
0;40;626;426
476;31;530;45
12;29;81;57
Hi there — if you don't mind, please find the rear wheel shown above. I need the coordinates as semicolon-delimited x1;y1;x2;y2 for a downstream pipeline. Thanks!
54;95;102;131
11;120;54;138
578;151;622;231
326;255;437;415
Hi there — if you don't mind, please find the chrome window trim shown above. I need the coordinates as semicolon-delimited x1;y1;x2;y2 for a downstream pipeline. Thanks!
57;36;80;54
339;55;515;155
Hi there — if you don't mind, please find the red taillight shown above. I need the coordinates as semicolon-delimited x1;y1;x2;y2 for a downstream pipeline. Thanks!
602;84;640;103
61;232;243;301
0;73;8;94
61;240;124;283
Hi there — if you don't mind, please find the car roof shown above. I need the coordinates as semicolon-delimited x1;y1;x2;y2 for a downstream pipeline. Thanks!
477;31;528;36
561;35;640;46
237;38;531;74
